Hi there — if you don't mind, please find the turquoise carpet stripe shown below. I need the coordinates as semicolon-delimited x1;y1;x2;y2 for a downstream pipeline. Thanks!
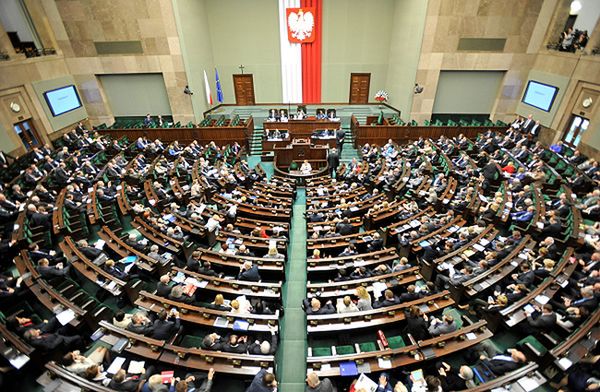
277;188;307;389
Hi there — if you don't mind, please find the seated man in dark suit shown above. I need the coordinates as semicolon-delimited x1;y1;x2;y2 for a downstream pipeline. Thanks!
125;233;148;253
64;193;85;213
28;205;52;228
522;303;557;334
29;242;64;264
201;332;226;351
103;259;129;281
23;327;82;351
366;232;384;252
77;239;104;259
373;289;400;308
303;298;335;315
238;261;261;281
108;369;143;392
126;312;154;335
156;274;174;297
540;217;563;238
223;334;248;354
37;258;70;279
399;285;421;302
481;347;527;376
149;308;180;340
248;326;278;355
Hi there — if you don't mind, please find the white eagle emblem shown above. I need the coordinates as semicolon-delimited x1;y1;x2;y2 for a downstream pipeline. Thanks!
288;9;314;42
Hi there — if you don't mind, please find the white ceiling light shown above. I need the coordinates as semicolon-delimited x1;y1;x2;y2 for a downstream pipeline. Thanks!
570;0;582;15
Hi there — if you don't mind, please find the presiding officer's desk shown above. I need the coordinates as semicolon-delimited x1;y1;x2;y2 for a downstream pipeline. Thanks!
263;117;340;139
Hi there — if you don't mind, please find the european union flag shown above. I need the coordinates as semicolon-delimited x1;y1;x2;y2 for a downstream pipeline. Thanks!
215;68;223;103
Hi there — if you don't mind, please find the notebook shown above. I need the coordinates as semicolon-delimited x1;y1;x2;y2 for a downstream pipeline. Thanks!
233;320;250;331
339;361;358;377
161;370;175;384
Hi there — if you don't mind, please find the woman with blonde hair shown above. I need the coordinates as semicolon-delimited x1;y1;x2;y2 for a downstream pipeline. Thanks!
210;294;230;311
355;286;372;311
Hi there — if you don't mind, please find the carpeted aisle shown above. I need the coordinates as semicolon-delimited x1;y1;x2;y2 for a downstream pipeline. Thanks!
277;187;308;392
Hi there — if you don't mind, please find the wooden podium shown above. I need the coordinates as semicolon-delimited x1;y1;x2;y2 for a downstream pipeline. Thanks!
273;138;328;168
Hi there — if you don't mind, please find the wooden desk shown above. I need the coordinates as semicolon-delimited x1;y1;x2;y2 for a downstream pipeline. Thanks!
45;362;117;392
263;118;340;139
273;140;328;168
135;290;279;332
351;116;506;147
307;291;454;334
99;117;254;150
308;320;492;377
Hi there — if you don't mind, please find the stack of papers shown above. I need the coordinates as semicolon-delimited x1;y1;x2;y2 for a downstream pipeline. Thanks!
127;360;145;374
354;374;378;392
106;357;126;374
56;309;76;326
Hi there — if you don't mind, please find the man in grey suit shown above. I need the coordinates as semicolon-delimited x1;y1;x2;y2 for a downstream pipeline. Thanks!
327;148;340;177
524;303;556;334
428;314;458;336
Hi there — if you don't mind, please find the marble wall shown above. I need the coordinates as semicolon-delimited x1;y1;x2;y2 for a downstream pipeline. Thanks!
52;0;193;126
411;0;545;123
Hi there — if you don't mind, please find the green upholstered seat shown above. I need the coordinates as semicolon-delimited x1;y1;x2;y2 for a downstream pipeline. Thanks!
388;335;405;349
517;335;548;356
312;347;332;357
359;342;378;353
180;335;204;348
335;345;355;355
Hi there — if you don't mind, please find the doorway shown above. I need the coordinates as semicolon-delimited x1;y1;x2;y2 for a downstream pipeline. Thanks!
562;115;589;148
13;120;41;150
349;73;371;104
233;74;256;105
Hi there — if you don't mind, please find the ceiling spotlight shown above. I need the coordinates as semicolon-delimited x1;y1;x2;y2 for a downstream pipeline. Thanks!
570;0;582;15
184;85;194;95
414;83;424;94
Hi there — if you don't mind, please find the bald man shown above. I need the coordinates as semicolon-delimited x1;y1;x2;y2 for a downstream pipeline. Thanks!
306;372;334;392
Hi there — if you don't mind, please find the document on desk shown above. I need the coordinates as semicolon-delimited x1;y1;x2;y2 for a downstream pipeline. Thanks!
8;354;29;369
377;358;392;369
517;376;542;391
372;282;387;299
127;360;145;374
106;357;126;374
354;373;378;392
56;308;76;326
557;357;573;370
473;244;485;252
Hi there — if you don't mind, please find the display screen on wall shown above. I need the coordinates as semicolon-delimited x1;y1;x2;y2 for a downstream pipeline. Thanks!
43;85;82;116
521;81;559;112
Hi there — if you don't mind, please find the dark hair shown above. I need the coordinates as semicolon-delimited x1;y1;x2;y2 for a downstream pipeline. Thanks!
61;352;75;366
263;372;275;385
5;315;19;331
114;311;125;322
84;365;99;380
158;309;168;321
426;375;441;388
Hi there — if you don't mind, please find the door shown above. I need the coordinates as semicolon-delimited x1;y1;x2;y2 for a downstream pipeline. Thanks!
13;120;41;151
349;73;371;104
562;115;589;148
233;74;256;105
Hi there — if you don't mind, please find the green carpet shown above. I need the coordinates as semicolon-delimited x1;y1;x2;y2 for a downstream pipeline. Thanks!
277;187;307;392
